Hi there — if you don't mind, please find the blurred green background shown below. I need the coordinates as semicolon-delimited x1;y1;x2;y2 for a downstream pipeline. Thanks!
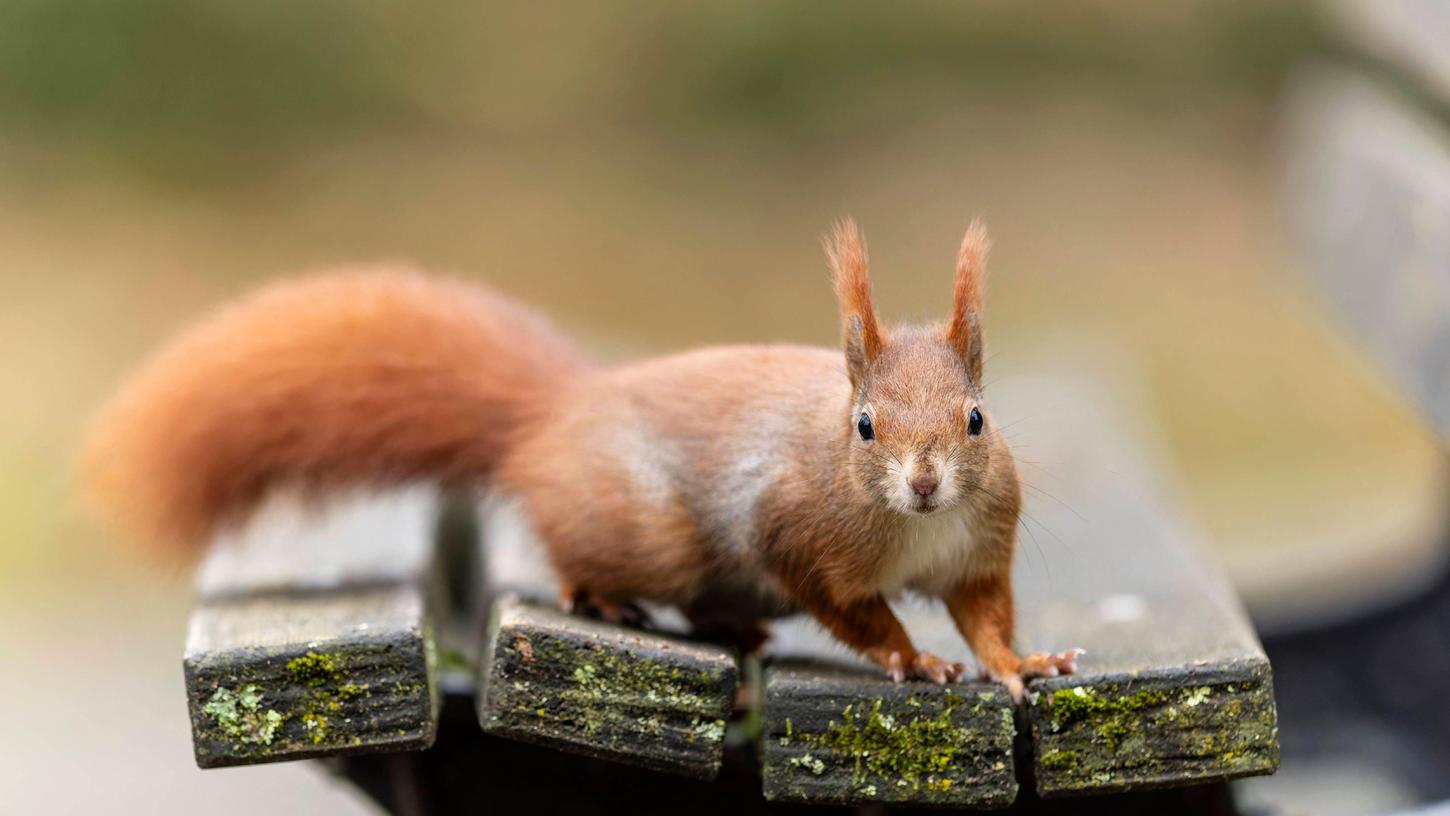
0;1;1441;812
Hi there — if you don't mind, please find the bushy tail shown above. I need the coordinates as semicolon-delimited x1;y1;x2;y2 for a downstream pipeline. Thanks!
81;267;587;557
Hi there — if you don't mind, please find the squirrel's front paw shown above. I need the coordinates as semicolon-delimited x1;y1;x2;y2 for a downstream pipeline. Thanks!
866;650;964;683
911;652;966;684
1020;648;1084;679
867;650;909;682
983;649;1084;702
985;670;1027;703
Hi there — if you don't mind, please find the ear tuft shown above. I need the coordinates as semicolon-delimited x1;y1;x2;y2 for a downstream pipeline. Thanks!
825;217;884;386
947;218;991;383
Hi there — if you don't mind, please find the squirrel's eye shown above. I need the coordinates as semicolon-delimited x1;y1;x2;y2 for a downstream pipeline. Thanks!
968;406;984;436
857;413;875;441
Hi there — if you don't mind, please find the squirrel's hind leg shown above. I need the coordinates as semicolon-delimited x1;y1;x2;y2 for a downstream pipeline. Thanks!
682;592;777;654
686;616;771;655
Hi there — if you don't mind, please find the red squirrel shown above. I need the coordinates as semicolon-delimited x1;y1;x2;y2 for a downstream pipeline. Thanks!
83;219;1079;699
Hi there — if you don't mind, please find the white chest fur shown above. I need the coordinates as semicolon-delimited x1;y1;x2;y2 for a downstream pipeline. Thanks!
875;506;985;596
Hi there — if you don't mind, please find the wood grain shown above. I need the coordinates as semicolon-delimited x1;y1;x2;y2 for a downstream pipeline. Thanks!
760;659;1016;807
478;595;738;779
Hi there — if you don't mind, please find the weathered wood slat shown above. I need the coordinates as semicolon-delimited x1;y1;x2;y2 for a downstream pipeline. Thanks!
196;491;435;598
760;659;1016;807
477;595;738;779
184;488;443;767
996;367;1279;796
475;501;740;778
763;599;1019;806
1284;69;1450;444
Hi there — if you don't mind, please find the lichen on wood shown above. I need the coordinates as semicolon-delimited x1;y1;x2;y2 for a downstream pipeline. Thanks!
761;661;1017;808
478;597;738;779
202;684;285;746
185;625;438;767
1026;660;1279;796
184;490;444;768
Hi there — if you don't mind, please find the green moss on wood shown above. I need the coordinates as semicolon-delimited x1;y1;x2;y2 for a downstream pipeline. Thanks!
1097;719;1129;753
286;652;343;687
1040;749;1079;770
1030;673;1279;793
285;650;370;745
763;674;1017;807
790;754;827;775
203;684;285;746
492;628;731;762
198;650;385;753
188;631;436;768
1047;685;1171;732
794;694;969;793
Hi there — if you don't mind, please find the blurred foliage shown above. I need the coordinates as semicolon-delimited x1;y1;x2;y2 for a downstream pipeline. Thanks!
0;0;1323;180
638;2;1323;128
0;0;426;175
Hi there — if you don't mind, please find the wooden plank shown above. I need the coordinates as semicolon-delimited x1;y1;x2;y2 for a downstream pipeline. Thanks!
184;487;442;767
1284;70;1450;443
477;594;737;779
759;659;1016;807
196;489;434;598
762;592;1019;806
474;496;742;778
994;366;1279;796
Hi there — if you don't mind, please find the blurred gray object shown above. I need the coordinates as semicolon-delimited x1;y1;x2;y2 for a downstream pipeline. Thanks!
1267;0;1450;810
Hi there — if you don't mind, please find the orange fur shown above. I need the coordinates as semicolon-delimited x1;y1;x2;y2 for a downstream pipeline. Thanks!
82;267;585;556
947;219;991;384
825;217;883;385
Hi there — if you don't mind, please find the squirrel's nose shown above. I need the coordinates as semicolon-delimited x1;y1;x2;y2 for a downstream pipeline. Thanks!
910;473;939;497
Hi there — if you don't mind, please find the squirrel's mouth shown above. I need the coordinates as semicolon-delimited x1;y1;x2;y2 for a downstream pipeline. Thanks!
910;498;940;515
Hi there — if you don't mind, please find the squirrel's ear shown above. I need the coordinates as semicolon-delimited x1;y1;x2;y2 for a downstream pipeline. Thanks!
826;217;884;388
946;219;991;384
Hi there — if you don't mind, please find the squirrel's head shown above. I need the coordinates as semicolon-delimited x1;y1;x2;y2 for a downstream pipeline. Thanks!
827;218;998;517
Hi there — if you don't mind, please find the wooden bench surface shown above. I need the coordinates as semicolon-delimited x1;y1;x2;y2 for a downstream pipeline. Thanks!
184;488;442;767
478;595;738;779
181;362;1278;804
759;658;1017;807
994;368;1278;795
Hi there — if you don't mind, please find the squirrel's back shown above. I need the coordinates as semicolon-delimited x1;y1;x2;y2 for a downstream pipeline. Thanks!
82;268;586;556
492;344;855;607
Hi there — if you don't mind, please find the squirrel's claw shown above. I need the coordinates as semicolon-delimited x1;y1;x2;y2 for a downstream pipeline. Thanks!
912;652;966;684
884;651;907;683
978;665;1027;702
1001;674;1027;703
982;649;1084;703
1020;648;1084;679
874;650;966;684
